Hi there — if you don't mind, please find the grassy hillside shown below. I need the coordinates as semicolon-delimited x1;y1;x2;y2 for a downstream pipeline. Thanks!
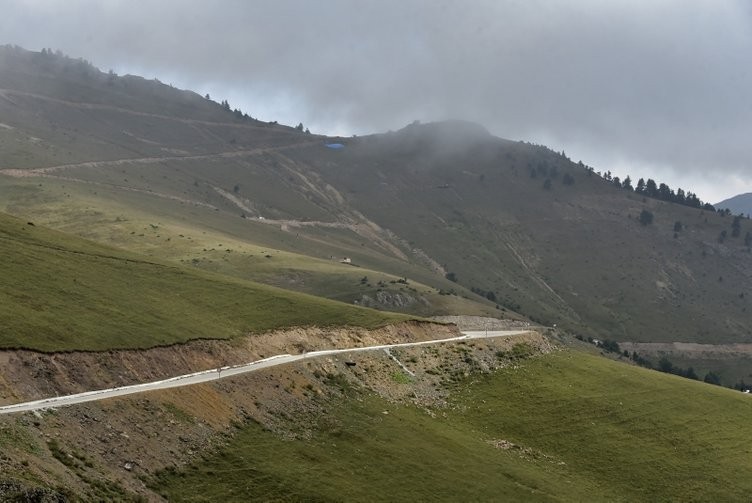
0;211;406;352
0;46;500;318
2;45;752;347
0;176;499;319
0;45;304;169
153;350;752;502
275;126;752;344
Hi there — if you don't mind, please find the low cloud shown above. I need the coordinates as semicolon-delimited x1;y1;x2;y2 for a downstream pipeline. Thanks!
2;0;751;201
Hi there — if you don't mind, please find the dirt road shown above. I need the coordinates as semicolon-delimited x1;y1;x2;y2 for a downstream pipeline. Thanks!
0;330;528;415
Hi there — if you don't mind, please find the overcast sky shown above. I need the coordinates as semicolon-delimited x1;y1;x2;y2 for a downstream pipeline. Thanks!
2;0;751;203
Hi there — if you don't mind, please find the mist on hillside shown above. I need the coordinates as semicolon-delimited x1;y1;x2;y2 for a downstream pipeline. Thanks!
2;1;752;202
5;3;752;501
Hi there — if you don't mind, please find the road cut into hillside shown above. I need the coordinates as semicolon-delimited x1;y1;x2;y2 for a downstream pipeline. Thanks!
0;330;528;415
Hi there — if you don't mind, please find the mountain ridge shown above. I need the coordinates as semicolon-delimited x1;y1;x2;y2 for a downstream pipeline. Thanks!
4;44;752;502
716;192;752;217
2;44;752;356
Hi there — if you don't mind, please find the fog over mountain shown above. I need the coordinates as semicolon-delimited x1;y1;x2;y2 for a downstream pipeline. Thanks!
2;0;752;201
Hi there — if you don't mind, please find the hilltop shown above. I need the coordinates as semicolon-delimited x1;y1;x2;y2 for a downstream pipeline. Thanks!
281;129;752;345
2;44;752;371
3;45;752;501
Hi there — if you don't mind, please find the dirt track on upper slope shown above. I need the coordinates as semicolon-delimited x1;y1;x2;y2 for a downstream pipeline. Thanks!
0;140;321;177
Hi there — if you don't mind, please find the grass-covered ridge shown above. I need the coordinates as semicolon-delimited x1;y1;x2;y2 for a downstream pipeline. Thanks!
0;212;407;352
154;350;752;502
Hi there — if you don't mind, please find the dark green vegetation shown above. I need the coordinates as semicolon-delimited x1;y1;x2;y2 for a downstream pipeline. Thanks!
0;211;404;351
154;350;752;502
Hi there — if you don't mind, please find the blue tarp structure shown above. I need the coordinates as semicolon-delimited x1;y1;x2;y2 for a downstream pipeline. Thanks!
325;143;345;150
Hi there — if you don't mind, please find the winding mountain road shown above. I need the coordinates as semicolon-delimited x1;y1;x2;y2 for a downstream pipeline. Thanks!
0;330;528;415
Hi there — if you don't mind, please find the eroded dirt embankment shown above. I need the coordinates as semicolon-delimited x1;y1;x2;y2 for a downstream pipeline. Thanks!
0;323;551;502
0;321;458;406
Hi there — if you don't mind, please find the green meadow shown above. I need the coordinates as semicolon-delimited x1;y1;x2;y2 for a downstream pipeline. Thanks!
154;350;752;502
0;211;406;352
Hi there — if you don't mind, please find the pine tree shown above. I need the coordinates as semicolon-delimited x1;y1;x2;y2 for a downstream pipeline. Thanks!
635;178;646;193
732;215;742;238
645;179;658;197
